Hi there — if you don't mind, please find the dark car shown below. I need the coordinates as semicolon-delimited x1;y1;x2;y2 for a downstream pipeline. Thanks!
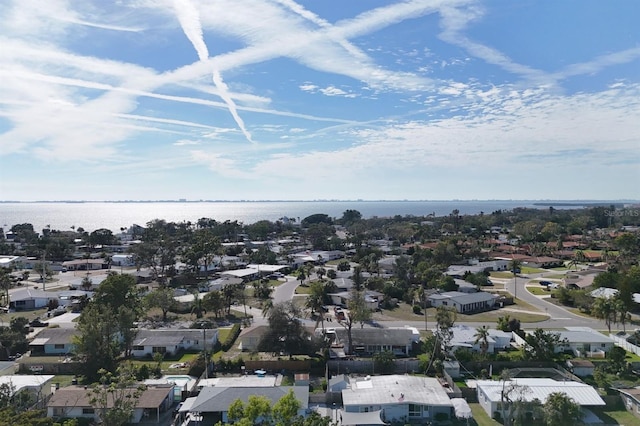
539;280;553;286
29;319;48;327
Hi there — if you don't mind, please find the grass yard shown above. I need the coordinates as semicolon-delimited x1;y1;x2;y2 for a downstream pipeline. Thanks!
469;403;500;426
490;271;513;279
373;301;548;323
295;285;312;295
520;266;545;274
591;407;638;425
526;286;551;296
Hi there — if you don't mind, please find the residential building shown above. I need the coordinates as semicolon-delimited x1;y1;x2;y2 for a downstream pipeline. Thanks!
341;375;455;424
618;387;640;419
475;378;605;420
185;386;309;424
47;385;174;423
131;329;218;358
9;288;58;311
29;328;78;355
427;291;498;313
321;327;419;357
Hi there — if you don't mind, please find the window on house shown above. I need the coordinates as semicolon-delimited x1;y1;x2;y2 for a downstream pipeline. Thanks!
133;346;144;351
152;346;167;354
442;301;448;306
82;408;95;414
409;404;422;417
16;300;26;306
54;344;65;349
53;408;65;416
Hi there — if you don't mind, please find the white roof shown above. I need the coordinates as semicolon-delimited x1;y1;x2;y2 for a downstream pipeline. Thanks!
221;268;259;278
0;375;55;394
451;398;473;419
246;264;286;273
342;375;452;407
340;409;385;425
476;378;605;406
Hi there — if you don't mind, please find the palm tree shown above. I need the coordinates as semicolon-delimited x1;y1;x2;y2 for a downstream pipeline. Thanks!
474;325;490;356
191;291;206;319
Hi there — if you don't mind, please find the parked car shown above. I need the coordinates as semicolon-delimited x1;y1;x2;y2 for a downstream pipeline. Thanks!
539;280;553;286
29;318;48;327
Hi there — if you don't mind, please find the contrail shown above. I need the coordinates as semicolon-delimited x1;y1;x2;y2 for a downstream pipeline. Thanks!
173;0;254;143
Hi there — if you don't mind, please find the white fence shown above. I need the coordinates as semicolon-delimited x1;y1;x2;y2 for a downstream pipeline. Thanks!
609;333;640;356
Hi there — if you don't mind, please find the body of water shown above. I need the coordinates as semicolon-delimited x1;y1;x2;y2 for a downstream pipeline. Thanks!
0;200;623;234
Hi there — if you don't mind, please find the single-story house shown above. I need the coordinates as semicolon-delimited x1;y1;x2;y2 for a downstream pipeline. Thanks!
131;329;218;358
563;270;601;289
618;387;640;419
449;325;512;354
554;330;614;357
205;276;243;292
9;288;58;311
321;327;419;357
220;268;260;281
566;359;596;377
427;291;499;313
111;254;135;267
522;256;564;268
238;325;269;352
29;328;79;355
445;260;508;278
476;378;605;420
328;290;382;310
47;385;174;423
0;374;54;403
186;386;309;424
341;375;454;424
61;259;108;271
68;274;109;291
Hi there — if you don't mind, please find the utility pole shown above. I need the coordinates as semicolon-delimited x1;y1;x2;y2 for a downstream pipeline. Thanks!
203;328;208;379
42;251;46;291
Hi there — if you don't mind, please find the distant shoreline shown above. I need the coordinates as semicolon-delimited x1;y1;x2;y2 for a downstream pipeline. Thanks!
1;199;638;204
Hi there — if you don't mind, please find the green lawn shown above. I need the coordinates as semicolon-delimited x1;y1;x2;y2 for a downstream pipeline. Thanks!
490;271;513;279
469;403;500;426
520;266;544;274
591;407;638;425
295;285;312;295
374;301;548;323
526;286;551;296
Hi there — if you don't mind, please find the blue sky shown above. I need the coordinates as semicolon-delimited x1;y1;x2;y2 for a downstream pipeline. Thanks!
1;0;639;201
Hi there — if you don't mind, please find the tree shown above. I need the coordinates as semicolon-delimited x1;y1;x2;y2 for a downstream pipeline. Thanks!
499;370;532;426
435;306;457;357
373;350;395;374
341;290;372;355
272;390;301;426
523;329;562;361
144;287;177;322
190;290;206;319
474;325;490;356
74;303;121;382
592;297;616;332
258;302;315;358
89;365;146;426
203;290;226;319
542;392;582;426
607;346;628;375
306;282;326;331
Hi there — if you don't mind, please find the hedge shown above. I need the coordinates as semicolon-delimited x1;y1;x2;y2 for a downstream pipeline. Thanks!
221;323;241;351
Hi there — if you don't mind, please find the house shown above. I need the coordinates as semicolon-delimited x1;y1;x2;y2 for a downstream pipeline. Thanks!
9;288;58;311
341;375;454;424
427;291;499;313
61;259;108;271
522;256;564;268
617;387;640;419
554;329;614;357
131;329;218;358
47;385;174;424
68;274;109;290
321;327;419;357
0;374;54;404
445;260;508;278
238;325;269;352
448;325;512;354
328;290;382;310
566;359;596;377
476;378;605;420
205;276;243;292
29;328;78;355
185;386;309;424
563;270;601;289
112;254;135;266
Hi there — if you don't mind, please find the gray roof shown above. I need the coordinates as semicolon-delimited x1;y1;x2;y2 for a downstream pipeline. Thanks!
333;328;414;346
190;386;309;412
555;330;613;344
29;328;78;345
342;375;452;407
428;291;498;305
133;330;184;346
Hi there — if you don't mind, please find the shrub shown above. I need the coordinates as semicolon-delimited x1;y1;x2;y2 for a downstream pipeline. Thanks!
412;305;421;314
221;323;241;351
